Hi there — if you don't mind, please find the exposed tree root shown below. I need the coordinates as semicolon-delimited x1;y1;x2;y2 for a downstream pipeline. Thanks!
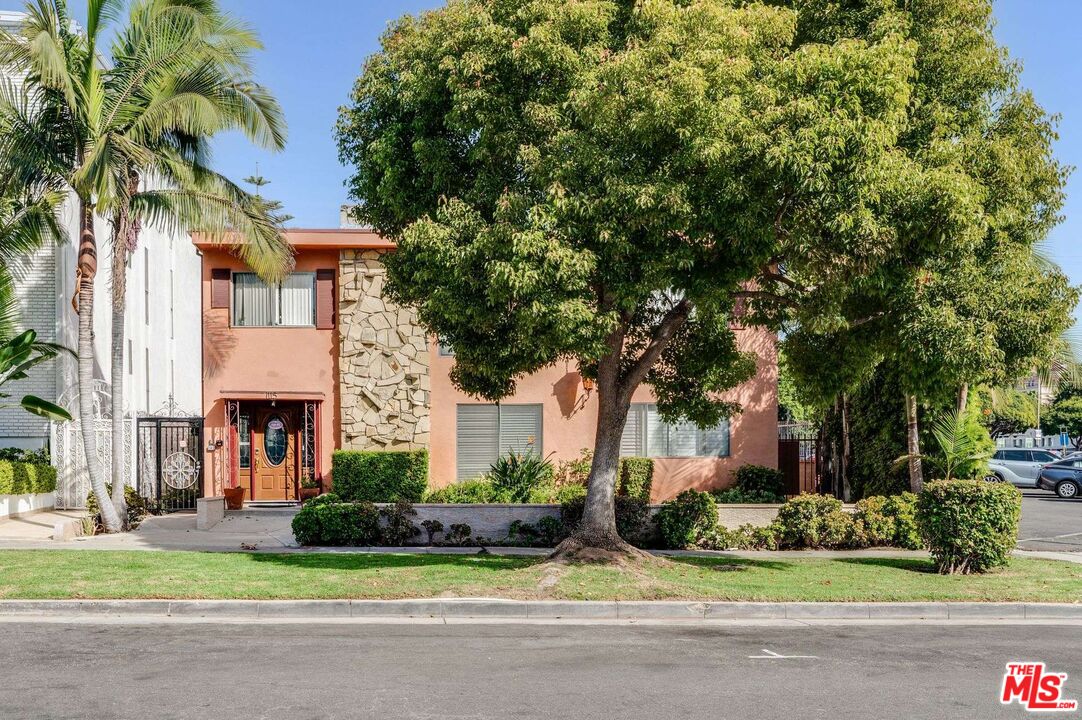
546;534;663;569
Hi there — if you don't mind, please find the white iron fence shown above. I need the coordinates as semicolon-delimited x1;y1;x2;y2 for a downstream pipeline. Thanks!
50;417;136;509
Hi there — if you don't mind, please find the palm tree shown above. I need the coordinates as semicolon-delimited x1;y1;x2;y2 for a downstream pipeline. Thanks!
0;0;290;531
100;1;289;522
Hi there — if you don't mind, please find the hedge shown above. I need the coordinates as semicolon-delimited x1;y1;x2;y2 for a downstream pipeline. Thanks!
916;480;1021;574
0;461;56;495
291;501;381;546
331;450;428;503
616;457;653;502
655;490;718;549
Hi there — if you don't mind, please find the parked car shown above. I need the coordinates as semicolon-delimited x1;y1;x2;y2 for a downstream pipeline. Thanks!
1037;459;1082;499
988;449;1060;488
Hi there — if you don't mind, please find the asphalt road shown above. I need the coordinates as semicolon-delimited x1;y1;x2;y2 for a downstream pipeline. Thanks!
1018;488;1082;552
1;621;1078;720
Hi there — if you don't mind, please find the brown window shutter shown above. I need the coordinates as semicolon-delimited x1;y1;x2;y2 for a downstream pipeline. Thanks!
211;269;231;309
316;269;336;329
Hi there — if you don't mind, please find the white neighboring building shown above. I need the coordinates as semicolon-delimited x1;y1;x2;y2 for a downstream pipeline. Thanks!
0;9;202;450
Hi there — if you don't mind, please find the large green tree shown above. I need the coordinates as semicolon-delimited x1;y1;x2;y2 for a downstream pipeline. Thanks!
778;0;1076;493
0;0;290;530
338;0;930;554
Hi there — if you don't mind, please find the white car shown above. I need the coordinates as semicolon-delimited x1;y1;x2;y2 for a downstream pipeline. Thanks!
988;449;1060;488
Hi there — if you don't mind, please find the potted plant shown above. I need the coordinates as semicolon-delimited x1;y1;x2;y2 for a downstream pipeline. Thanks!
300;478;321;502
223;485;246;510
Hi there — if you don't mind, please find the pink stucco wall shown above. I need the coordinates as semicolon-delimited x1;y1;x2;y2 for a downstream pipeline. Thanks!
428;326;778;502
199;247;341;495
197;234;779;503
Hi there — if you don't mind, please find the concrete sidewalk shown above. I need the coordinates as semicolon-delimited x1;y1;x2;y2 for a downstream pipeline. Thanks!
0;509;86;542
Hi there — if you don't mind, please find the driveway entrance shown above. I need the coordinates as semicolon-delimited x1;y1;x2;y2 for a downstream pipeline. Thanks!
1017;489;1082;552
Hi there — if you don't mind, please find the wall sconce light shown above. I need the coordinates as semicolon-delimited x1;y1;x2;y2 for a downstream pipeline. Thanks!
581;376;595;392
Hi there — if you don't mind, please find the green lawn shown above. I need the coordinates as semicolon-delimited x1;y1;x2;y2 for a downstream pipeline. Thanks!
1;551;1080;602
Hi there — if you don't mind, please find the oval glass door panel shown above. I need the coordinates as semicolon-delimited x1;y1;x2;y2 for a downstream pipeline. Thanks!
263;415;287;466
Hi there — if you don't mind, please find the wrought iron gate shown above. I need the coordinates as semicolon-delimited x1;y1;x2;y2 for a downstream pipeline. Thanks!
778;423;821;496
137;418;204;512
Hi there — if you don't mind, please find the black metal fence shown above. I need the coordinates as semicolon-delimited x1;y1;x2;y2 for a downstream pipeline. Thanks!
137;417;204;512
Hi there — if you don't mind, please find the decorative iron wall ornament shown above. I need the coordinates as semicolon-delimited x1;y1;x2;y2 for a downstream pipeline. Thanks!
144;393;200;419
302;400;318;483
161;451;200;490
56;379;113;420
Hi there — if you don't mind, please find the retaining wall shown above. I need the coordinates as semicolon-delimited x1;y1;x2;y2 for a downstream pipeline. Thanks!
0;492;55;520
373;502;786;541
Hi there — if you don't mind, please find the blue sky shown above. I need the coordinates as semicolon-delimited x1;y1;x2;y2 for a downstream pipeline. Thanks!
81;1;1082;290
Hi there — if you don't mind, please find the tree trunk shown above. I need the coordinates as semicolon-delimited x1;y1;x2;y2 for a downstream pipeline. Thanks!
109;173;139;524
109;267;127;525
575;384;629;549
77;201;122;533
956;383;968;416
905;393;924;494
841;393;851;502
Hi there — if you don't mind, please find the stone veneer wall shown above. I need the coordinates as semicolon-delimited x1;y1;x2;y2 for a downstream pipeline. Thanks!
338;250;431;450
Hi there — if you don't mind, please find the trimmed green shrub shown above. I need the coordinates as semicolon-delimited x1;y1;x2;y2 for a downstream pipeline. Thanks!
854;496;894;546
712;487;782;504
560;495;652;546
304;493;341;507
617;457;654;502
331;450;428;503
735;523;779;550
555;482;587;504
0;460;57;495
917;480;1021;574
656;490;719;549
772;493;846;548
733;464;785;500
885;492;921;549
488;451;554;502
0;448;49;464
291;501;381;546
423;478;512;504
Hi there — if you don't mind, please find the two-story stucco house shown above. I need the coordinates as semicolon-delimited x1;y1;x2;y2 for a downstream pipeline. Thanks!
196;229;778;504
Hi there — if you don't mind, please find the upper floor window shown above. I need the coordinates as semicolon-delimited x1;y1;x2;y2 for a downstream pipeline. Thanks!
232;272;315;327
620;403;730;458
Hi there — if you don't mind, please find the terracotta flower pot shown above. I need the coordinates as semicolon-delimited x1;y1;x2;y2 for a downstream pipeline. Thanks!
223;486;246;510
300;486;320;501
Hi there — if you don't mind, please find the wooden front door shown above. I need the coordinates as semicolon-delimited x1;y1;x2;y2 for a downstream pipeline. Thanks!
252;407;296;501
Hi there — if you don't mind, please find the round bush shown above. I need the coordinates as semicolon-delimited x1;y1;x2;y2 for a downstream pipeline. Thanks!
772;493;845;548
291;501;381;546
884;492;921;549
916;480;1021;574
854;496;894;546
734;464;785;500
656;490;718;549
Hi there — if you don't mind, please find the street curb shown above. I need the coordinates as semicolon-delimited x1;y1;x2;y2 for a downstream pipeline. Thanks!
0;599;1080;621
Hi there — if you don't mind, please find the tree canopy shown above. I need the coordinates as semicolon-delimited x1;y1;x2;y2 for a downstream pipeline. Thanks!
337;0;1076;546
